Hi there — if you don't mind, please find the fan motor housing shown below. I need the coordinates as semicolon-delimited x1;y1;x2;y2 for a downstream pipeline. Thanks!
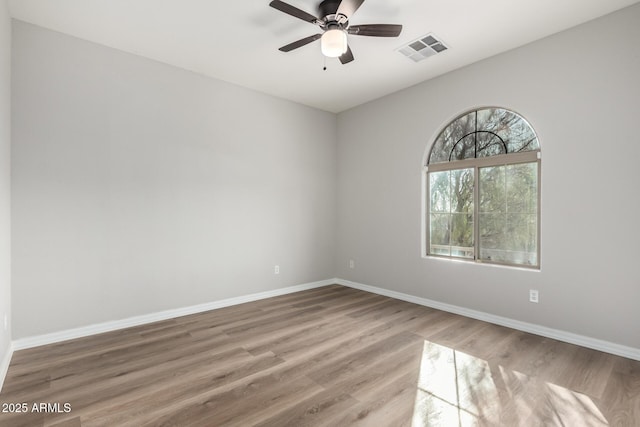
318;0;341;19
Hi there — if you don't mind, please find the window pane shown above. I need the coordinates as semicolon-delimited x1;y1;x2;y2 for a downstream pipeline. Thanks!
479;166;505;213
476;132;506;157
479;162;538;266
430;213;451;256
479;212;504;251
451;134;476;161
450;169;474;213
483;108;539;154
506;163;537;214
451;213;474;258
428;107;539;165
429;171;451;213
499;113;539;153
507;213;537;255
429;168;474;258
429;112;475;164
429;170;451;255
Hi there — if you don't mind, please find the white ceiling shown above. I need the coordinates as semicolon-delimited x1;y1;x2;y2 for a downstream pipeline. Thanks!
8;0;640;112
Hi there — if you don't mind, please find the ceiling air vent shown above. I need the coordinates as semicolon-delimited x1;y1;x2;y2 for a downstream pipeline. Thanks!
397;34;448;62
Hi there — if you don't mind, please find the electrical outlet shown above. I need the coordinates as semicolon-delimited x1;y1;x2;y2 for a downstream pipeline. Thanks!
3;314;7;331
349;259;355;269
529;289;539;303
274;265;280;275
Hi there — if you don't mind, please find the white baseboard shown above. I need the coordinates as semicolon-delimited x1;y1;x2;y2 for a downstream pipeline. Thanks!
0;341;14;393
12;279;333;351
334;278;640;362
9;277;640;364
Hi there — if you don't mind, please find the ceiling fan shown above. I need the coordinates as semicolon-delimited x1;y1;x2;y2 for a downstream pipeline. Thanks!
269;0;403;64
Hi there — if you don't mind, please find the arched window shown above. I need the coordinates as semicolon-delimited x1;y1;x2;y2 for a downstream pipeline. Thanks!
425;107;540;267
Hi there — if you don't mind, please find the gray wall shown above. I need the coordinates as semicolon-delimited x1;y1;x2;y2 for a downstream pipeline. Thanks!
336;4;640;349
11;21;337;338
10;4;640;351
0;0;10;365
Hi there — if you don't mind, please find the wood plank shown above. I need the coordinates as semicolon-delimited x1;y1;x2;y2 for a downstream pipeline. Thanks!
1;285;638;426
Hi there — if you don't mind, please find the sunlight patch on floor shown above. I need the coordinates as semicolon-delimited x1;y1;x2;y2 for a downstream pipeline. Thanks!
411;340;609;426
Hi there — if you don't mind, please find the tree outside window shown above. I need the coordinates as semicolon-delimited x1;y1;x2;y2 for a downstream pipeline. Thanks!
426;108;540;268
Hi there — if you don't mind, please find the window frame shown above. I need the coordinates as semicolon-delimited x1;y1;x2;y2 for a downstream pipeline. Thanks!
423;108;541;269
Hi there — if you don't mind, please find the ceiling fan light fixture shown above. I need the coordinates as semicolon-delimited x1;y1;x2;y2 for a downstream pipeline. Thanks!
270;0;403;64
321;29;348;57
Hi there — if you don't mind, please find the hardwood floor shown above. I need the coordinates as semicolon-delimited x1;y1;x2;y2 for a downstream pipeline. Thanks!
1;285;638;426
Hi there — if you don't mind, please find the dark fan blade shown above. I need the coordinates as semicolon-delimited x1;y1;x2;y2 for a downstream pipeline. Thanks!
348;24;403;37
339;45;354;64
269;0;319;24
279;34;322;52
337;0;366;19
